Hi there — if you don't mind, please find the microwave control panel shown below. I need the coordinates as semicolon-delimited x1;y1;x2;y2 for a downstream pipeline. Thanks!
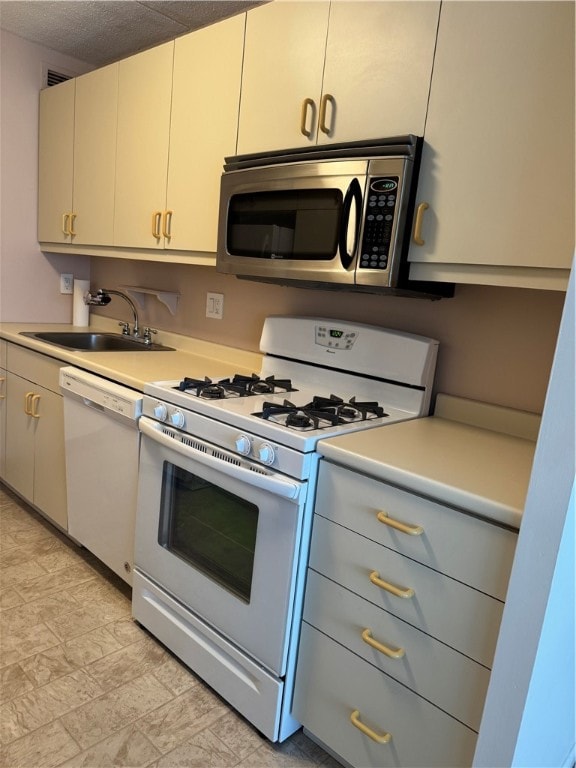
359;176;399;271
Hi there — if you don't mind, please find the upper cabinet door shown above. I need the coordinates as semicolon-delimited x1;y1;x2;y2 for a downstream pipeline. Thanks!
166;15;245;253
73;63;118;245
237;1;330;155
318;1;439;144
408;1;575;289
114;42;174;249
38;79;75;243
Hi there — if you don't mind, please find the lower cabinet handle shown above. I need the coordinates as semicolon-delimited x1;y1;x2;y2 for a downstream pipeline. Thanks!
31;394;41;418
369;570;415;599
413;201;429;245
319;93;335;135
350;709;391;744
362;628;405;659
151;211;162;239
300;97;315;137
0;375;5;399
24;391;34;415
162;210;173;239
377;510;424;536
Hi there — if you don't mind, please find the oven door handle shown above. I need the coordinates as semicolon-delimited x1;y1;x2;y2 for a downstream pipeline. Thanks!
139;417;304;501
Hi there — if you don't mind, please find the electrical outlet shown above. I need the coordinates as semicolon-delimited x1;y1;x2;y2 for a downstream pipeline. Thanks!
206;292;224;319
60;273;74;294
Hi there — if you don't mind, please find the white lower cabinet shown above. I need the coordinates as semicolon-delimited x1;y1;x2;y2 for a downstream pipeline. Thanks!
293;460;518;767
3;345;67;529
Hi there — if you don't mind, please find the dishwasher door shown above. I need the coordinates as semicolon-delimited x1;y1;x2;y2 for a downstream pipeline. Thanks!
60;367;142;584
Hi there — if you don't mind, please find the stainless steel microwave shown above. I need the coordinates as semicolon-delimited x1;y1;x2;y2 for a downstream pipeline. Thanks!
217;137;453;298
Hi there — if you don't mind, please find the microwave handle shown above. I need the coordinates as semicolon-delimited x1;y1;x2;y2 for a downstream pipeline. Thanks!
339;178;363;269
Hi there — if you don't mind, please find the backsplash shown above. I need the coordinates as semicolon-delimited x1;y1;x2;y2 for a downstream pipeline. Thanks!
90;258;565;415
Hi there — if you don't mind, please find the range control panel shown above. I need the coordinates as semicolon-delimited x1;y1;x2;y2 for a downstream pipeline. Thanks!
315;325;358;350
359;176;399;271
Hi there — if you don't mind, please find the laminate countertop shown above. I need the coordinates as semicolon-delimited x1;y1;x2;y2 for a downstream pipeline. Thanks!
0;320;263;391
318;394;539;530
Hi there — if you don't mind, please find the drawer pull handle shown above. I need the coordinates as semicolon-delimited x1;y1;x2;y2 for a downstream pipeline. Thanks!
350;709;391;744
369;570;415;599
413;201;429;245
362;628;405;659
31;394;41;418
300;98;315;137
24;391;35;415
377;510;423;536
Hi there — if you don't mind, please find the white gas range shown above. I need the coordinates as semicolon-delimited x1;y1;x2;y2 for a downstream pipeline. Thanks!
132;316;438;741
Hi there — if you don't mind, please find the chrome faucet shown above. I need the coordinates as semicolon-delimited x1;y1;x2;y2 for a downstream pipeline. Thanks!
84;288;141;338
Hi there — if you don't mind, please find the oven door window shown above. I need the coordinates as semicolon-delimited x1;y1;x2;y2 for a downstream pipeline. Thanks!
158;463;258;603
227;189;342;260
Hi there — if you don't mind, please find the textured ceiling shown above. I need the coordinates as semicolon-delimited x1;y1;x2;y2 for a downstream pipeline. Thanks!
0;1;267;67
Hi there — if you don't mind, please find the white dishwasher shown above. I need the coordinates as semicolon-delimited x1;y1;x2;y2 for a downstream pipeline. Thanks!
60;366;142;585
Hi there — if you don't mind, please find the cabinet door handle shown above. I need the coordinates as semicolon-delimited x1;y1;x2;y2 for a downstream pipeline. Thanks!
362;628;405;659
319;93;335;135
412;202;429;245
377;510;423;536
62;213;70;236
151;211;162;239
31;394;41;418
350;710;391;744
369;570;414;599
162;210;173;239
24;391;35;415
68;213;77;237
300;98;315;137
0;375;5;399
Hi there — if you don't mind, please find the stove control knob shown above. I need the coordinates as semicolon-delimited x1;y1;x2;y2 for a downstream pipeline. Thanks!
235;434;252;456
153;403;168;421
169;409;185;429
258;442;276;466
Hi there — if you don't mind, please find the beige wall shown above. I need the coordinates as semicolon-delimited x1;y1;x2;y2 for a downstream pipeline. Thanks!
90;258;565;415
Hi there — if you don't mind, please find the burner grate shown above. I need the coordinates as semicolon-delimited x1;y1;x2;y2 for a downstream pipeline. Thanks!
255;395;388;431
175;374;296;399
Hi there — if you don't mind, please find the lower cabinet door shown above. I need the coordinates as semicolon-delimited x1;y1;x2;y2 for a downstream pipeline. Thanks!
293;623;477;768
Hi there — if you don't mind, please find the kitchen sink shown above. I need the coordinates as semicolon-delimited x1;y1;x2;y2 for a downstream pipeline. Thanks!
20;331;174;352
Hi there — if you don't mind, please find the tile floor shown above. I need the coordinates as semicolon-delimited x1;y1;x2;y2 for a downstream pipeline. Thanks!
0;484;341;768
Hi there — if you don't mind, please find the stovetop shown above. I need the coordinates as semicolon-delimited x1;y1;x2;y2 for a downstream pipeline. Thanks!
142;316;439;456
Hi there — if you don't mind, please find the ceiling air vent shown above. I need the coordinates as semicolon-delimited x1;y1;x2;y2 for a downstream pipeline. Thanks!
45;69;72;87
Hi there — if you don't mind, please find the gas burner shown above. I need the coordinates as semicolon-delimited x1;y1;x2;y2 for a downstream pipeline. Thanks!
255;395;388;431
175;374;296;400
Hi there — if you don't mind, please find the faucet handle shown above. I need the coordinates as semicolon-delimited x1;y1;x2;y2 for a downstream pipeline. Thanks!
142;327;158;345
118;321;130;336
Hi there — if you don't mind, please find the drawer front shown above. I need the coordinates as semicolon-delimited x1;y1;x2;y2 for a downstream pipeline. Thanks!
316;461;517;600
7;344;62;394
310;514;504;667
293;623;477;768
303;569;490;731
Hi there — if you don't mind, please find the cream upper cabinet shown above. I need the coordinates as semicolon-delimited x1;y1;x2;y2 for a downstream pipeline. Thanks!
114;41;174;249
408;1;575;290
237;1;439;155
317;1;439;144
38;79;75;243
166;15;245;253
72;63;118;245
38;66;118;247
237;1;330;154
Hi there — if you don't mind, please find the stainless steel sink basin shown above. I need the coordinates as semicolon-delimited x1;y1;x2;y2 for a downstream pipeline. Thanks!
20;331;174;352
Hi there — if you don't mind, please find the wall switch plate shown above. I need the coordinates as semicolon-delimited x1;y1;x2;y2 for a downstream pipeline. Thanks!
60;273;74;294
206;292;224;319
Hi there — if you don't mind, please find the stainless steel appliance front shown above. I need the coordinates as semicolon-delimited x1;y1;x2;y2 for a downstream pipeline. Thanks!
217;137;438;294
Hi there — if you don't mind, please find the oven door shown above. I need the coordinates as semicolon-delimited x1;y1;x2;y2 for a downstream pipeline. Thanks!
134;416;309;676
